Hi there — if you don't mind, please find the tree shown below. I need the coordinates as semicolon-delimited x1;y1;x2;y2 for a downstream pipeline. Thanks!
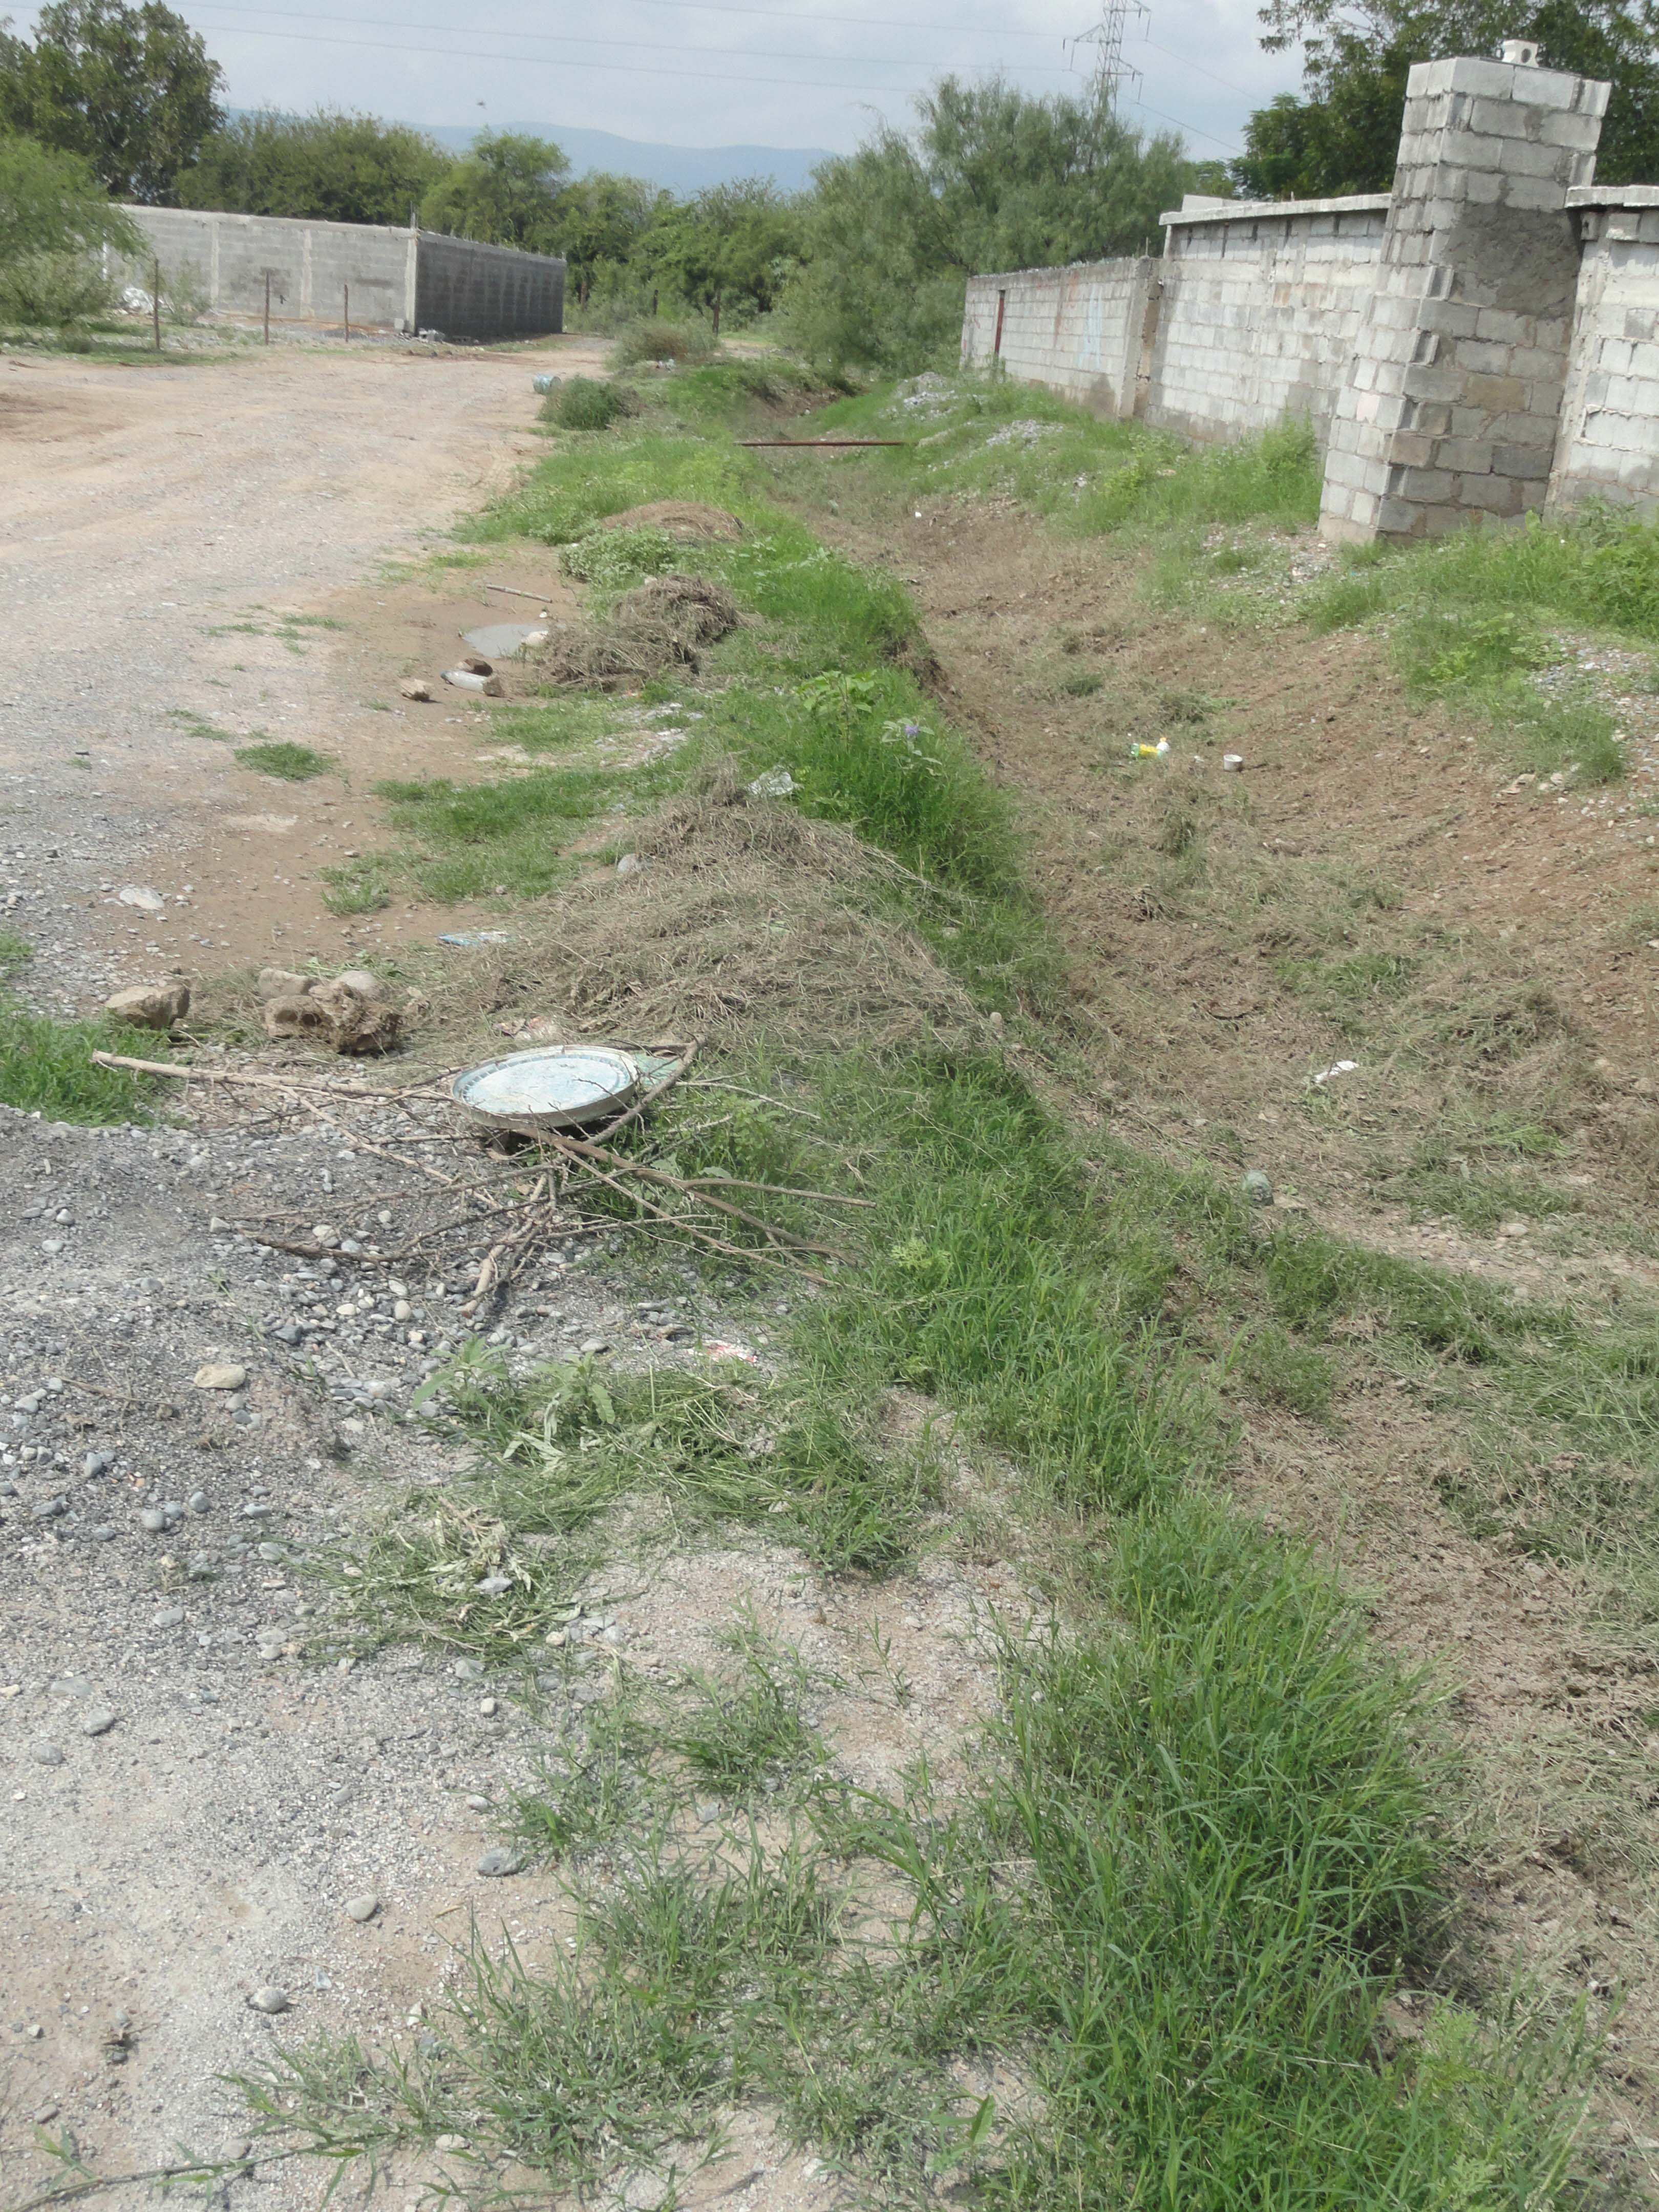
640;178;798;335
0;129;140;263
1239;0;1659;195
419;130;569;252
783;77;1198;374
179;110;452;227
550;171;658;306
2;0;223;202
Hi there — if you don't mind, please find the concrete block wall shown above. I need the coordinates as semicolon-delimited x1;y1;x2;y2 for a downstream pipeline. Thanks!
961;259;1158;418
414;230;564;343
1147;196;1390;443
118;206;564;339
1550;187;1659;511
120;206;417;328
1320;52;1608;541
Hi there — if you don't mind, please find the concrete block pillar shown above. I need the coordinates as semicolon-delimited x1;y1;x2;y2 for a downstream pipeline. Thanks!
1320;48;1609;541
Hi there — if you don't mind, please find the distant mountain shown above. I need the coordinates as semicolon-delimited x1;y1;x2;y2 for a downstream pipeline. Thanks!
420;122;832;195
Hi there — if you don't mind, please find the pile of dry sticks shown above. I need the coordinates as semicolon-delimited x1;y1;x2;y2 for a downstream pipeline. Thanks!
91;1041;866;1314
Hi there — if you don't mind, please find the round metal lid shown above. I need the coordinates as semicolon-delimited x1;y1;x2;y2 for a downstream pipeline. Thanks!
453;1045;641;1132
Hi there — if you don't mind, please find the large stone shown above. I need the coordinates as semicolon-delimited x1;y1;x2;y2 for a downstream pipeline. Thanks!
263;977;401;1056
105;981;189;1031
256;967;307;1002
194;1362;247;1391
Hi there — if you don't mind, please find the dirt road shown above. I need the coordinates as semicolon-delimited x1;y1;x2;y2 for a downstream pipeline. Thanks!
0;339;606;1009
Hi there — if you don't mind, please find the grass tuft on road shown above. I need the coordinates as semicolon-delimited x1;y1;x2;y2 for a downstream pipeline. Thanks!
234;739;335;781
0;940;163;1123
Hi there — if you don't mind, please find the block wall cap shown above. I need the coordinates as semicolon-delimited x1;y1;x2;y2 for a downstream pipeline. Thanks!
1159;194;1391;227
1568;185;1659;208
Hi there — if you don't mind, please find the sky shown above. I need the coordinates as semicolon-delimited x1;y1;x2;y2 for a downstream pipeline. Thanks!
17;0;1304;162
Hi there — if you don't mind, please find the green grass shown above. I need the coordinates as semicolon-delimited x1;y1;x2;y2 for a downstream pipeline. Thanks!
329;1358;939;1660
253;358;1629;2210
543;375;635;432
1301;510;1659;781
234;740;335;781
608;319;717;369
321;755;680;911
805;374;1323;541
560;523;682;589
0;994;163;1122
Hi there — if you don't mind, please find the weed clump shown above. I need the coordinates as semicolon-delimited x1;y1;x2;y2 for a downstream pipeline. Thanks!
560;524;679;588
234;740;334;781
545;376;634;432
608;321;717;368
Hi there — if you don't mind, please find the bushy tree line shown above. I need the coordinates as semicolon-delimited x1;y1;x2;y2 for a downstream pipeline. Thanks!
0;5;1208;366
1236;0;1659;195
18;0;1658;361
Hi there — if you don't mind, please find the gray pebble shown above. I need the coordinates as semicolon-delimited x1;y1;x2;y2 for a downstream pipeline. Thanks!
343;1892;380;1923
152;1606;185;1629
83;1452;110;1478
189;1491;210;1515
90;1525;116;1543
247;1987;291;2015
31;1496;68;1520
453;1658;485;1683
139;1507;167;1533
30;1741;66;1767
81;1708;119;1738
476;1847;525;1878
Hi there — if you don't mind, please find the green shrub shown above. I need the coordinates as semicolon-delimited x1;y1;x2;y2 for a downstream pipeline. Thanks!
0;250;117;329
560;525;679;588
609;320;716;368
544;376;633;432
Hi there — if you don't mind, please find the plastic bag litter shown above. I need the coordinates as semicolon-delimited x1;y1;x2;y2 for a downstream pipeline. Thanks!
748;766;799;798
1131;737;1170;759
532;373;562;394
1312;1059;1358;1086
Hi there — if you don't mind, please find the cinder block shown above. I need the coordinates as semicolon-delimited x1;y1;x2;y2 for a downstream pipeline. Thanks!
1460;472;1525;512
1436;436;1495;472
1491;441;1554;477
1473;308;1533;344
1376;493;1428;533
1462;371;1528;411
1502;174;1572;211
1392;464;1458;499
1457;337;1520;374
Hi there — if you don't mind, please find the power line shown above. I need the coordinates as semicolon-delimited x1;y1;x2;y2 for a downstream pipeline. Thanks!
178;11;1055;91
184;0;1075;71
186;0;1082;42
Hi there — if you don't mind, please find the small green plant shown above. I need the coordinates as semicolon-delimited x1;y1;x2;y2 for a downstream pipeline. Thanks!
609;321;716;369
662;1624;823;1796
235;740;335;781
0;1001;163;1122
546;376;634;432
560;525;679;588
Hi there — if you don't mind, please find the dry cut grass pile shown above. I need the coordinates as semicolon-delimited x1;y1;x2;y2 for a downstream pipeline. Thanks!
418;769;980;1057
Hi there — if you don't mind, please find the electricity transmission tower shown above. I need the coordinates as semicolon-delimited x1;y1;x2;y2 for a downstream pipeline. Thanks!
1067;0;1149;112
